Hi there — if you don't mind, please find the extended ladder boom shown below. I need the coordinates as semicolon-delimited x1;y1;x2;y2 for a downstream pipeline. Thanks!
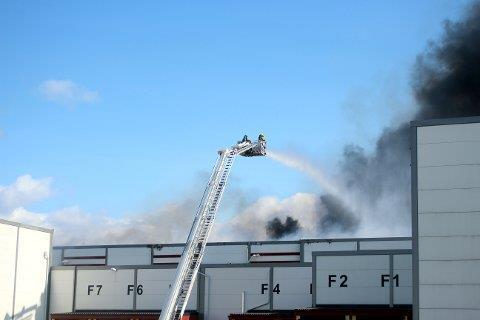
159;135;266;320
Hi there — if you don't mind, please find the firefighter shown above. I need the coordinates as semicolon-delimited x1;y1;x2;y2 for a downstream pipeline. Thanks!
241;135;251;143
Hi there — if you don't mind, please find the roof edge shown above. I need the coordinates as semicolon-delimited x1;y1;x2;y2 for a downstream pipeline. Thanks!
411;115;480;127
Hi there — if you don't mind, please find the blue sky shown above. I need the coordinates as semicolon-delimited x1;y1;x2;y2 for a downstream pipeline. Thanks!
0;1;469;222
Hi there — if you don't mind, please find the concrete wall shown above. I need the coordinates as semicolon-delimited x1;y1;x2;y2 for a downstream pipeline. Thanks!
413;118;480;320
0;219;52;320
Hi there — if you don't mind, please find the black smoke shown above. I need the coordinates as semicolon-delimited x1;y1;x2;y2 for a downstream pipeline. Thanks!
266;216;300;239
339;2;480;233
266;3;480;238
319;194;359;233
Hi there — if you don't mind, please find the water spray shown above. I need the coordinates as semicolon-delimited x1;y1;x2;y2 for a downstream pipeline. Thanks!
266;149;360;216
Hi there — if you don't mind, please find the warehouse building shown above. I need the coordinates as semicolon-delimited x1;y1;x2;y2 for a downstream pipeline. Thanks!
2;116;480;320
411;117;480;320
0;218;53;320
48;237;412;320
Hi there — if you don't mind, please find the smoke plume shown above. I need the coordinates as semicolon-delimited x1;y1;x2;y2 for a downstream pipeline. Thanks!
266;216;300;239
266;3;480;239
319;194;359;234
4;3;480;245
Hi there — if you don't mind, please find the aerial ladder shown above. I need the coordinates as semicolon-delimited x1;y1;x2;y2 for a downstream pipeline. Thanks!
159;134;267;320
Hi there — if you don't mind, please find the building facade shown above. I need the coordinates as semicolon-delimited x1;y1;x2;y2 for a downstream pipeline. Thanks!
411;116;480;320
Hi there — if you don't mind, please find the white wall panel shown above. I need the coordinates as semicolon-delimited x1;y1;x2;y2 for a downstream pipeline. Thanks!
153;246;183;264
204;267;269;320
203;245;247;264
273;267;311;309
419;212;480;236
419;260;480;285
419;285;480;309
249;255;299;263
418;165;480;190
393;255;412;304
303;242;356;262
416;122;480;320
14;227;51;320
107;247;151;266
315;255;390;305
153;246;183;255
136;268;197;310
251;243;299;253
49;269;74;313
420;308;480;320
417;141;480;167
418;122;480;143
75;269;134;310
418;236;480;260
359;240;411;250
0;223;17;320
63;259;106;266
419;189;480;213
64;248;106;257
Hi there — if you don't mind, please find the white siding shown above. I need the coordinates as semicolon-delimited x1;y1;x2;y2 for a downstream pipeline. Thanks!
136;268;197;310
62;248;106;266
418;165;480;190
49;269;74;313
251;243;299;253
359;240;411;250
303;241;357;262
419;260;480;285
14;227;51;320
417;122;480;143
416;122;480;320
0;223;17;320
273;267;311;309
63;248;106;257
393;254;412;305
420;285;480;309
107;247;151;266
417;141;480;167
63;259;106;266
75;269;134;310
204;267;269;320
418;189;480;213
420;308;480;320
315;255;390;305
249;255;299;263
153;246;183;264
418;212;480;236
203;245;247;264
0;221;51;320
418;236;480;260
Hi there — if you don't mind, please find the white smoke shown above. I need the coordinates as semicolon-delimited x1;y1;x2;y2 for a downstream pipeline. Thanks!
211;193;322;241
267;150;355;209
264;149;410;238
